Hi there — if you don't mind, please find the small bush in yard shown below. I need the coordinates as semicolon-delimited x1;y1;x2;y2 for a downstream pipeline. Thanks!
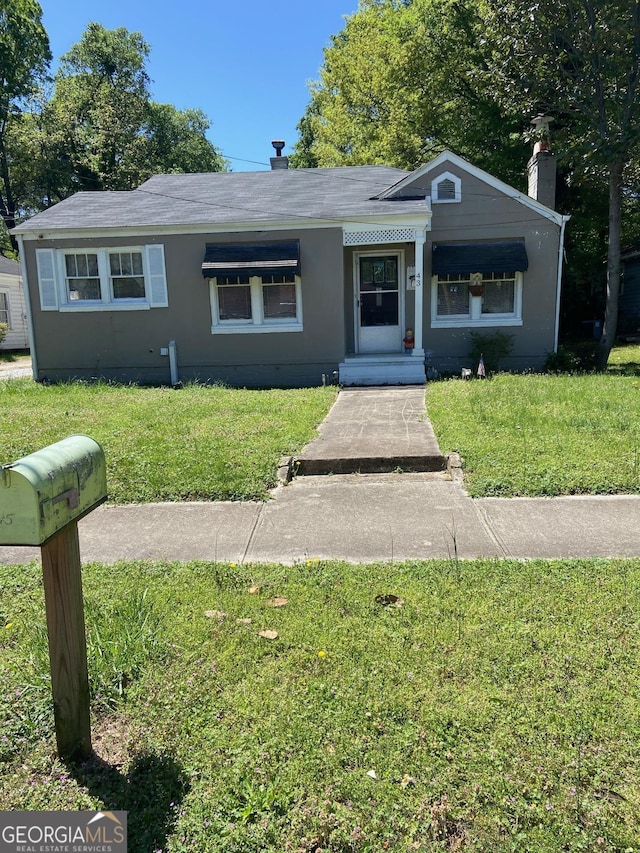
468;330;514;374
545;341;600;373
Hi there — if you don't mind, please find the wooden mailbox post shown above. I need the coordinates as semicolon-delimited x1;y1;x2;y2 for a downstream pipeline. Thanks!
0;435;107;760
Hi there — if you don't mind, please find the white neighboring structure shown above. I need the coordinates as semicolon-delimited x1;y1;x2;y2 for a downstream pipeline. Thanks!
0;255;29;350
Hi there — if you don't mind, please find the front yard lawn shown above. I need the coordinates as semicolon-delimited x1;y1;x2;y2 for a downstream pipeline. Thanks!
427;371;640;497
0;381;337;502
1;557;638;851
4;342;640;502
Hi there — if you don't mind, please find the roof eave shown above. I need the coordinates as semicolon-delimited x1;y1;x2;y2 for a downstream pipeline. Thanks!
14;210;431;242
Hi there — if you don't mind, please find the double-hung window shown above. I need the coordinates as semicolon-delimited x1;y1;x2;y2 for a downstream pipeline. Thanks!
431;241;527;328
109;251;146;299
65;253;101;301
216;275;252;322
432;271;523;327
0;292;10;327
210;272;302;333
205;242;302;334
36;245;168;311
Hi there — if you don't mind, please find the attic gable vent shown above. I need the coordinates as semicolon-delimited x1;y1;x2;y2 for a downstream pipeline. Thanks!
438;179;456;200
432;171;461;204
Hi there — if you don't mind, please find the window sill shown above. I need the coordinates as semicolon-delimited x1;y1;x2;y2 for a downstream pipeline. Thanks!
59;302;152;312
211;323;303;335
431;317;523;329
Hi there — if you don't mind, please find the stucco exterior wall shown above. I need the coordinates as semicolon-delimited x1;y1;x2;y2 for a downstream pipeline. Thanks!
23;227;345;387
404;165;561;372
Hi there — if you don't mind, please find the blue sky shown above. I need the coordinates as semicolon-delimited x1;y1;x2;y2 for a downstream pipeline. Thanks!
40;0;359;171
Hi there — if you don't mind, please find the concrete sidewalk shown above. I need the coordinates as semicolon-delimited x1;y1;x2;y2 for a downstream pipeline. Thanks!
2;385;640;565
3;476;640;565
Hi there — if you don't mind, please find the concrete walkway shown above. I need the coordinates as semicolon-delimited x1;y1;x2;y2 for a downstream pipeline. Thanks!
295;386;445;474
2;385;640;565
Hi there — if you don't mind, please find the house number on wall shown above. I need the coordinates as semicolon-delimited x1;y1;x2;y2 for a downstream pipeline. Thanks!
414;272;422;288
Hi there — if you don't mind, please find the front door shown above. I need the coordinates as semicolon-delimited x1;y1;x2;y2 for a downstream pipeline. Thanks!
357;254;402;353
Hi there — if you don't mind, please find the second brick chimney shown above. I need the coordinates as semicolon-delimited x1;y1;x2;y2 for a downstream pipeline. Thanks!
527;115;556;209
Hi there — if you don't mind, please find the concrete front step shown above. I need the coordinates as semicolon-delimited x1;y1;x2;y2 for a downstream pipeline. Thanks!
293;385;446;478
295;453;447;476
339;354;426;386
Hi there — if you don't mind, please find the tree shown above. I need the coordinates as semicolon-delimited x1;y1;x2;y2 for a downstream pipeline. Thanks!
0;0;51;250
132;103;226;176
51;23;154;191
475;0;640;367
45;23;226;194
292;0;528;185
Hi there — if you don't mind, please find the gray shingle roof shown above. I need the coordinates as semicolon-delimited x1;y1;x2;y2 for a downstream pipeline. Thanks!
13;166;429;233
0;255;20;275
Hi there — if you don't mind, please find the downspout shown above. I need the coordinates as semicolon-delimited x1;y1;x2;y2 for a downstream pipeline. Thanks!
168;339;179;386
15;234;37;379
554;215;570;353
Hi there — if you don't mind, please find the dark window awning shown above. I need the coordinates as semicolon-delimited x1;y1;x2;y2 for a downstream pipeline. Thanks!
432;241;528;275
202;241;300;278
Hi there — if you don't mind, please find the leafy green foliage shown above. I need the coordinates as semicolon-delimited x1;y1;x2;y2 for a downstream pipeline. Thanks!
1;20;226;248
468;330;514;374
0;0;51;248
2;557;639;850
476;0;640;365
545;341;600;373
44;23;226;194
293;0;530;183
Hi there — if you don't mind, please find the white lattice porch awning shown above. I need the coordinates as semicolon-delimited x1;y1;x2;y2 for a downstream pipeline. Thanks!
343;226;423;246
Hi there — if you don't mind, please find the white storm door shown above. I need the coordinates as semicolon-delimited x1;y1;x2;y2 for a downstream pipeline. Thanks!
357;253;402;353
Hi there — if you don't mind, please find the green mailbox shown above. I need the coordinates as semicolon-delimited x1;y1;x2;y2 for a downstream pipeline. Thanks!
0;435;107;546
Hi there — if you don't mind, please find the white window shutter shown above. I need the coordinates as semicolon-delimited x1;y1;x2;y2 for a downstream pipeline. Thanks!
36;248;58;310
146;244;168;307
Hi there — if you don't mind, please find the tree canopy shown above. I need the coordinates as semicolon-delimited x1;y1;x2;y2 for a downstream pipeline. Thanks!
477;0;640;364
0;18;226;251
292;0;528;185
294;0;640;362
0;0;51;250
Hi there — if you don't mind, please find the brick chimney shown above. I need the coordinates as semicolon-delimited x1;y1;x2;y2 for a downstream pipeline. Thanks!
270;140;289;170
527;115;556;209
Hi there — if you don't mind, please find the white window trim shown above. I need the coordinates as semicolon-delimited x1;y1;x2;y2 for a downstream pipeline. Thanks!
431;171;462;204
58;247;149;311
210;275;303;334
431;272;524;328
35;245;168;312
0;290;11;328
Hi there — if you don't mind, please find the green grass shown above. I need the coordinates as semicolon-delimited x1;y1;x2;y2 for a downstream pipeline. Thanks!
427;372;640;497
0;381;336;502
607;342;640;374
0;351;27;364
1;558;639;851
